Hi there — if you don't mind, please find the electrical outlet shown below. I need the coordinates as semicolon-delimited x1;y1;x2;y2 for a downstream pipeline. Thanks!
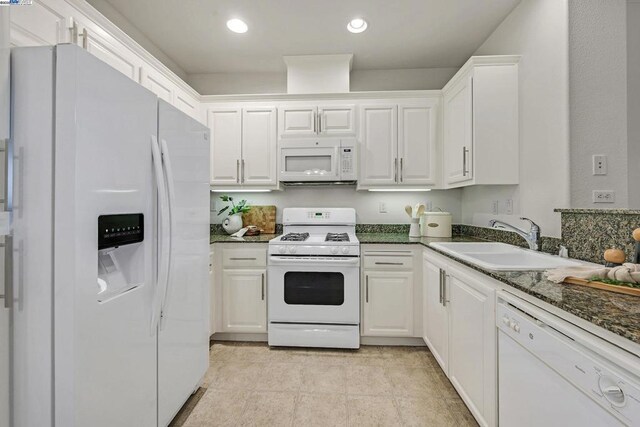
593;190;615;203
378;202;387;213
593;155;607;175
491;200;499;215
505;199;513;215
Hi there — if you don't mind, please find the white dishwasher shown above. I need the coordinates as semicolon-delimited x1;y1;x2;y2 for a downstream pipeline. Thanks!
497;291;640;427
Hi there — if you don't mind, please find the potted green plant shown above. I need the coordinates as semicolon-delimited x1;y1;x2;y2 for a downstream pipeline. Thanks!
217;195;251;235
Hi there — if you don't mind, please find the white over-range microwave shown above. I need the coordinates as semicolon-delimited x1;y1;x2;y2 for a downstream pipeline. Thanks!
278;138;357;184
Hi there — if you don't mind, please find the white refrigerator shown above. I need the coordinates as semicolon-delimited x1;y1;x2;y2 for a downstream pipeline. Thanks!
9;44;210;427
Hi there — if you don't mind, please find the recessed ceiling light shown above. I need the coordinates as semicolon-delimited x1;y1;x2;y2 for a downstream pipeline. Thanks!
347;18;368;33
226;18;248;34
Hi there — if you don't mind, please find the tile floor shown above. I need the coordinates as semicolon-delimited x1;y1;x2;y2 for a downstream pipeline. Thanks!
171;341;478;427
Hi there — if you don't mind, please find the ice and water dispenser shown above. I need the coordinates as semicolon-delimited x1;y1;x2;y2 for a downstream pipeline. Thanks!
97;214;144;302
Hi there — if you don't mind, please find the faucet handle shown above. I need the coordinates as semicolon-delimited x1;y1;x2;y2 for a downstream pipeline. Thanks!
520;217;540;231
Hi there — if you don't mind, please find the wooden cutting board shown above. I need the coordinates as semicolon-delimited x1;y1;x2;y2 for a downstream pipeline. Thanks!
242;205;277;234
564;277;640;297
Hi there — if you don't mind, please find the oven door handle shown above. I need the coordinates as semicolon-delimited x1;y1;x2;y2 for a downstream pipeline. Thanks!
268;256;360;266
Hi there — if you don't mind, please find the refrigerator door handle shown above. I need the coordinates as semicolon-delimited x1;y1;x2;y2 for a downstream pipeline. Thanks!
158;138;176;330
150;136;170;334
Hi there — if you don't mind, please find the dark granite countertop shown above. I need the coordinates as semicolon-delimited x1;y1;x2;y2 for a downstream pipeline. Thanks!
210;231;640;346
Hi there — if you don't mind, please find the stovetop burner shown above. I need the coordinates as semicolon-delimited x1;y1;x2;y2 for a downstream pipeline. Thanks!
280;232;310;242
325;233;350;242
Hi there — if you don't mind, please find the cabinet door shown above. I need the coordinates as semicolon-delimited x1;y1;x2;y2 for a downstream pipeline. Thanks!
174;88;201;122
423;256;449;373
358;104;398;186
77;24;141;81
221;269;267;333
278;105;317;137
208;108;242;185
444;75;473;185
448;271;496;427
140;66;174;104
9;0;66;47
398;101;437;185
318;105;356;136
242;107;277;186
362;270;413;337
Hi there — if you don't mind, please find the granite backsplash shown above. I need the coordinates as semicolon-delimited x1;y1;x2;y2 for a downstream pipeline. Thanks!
555;209;640;264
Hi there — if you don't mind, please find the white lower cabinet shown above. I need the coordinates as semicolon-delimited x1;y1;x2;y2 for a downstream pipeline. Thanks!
422;250;497;427
422;254;449;372
221;269;267;333
448;269;496;427
213;244;268;334
209;245;215;335
362;270;414;337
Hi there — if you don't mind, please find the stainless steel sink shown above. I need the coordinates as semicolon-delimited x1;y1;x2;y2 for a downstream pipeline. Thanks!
429;242;588;271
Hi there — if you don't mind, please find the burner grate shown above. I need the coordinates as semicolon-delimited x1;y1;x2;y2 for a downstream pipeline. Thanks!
280;232;310;242
326;233;350;242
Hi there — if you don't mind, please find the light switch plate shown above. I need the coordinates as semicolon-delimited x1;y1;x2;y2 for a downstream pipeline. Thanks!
505;199;513;215
491;200;499;215
378;202;387;213
593;155;607;175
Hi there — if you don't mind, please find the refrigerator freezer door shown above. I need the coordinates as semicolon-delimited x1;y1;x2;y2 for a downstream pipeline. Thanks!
157;100;210;425
53;45;158;427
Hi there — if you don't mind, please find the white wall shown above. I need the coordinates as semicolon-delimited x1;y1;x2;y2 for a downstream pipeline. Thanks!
462;0;570;237
628;0;640;209
188;67;459;95
210;188;462;225
568;0;628;208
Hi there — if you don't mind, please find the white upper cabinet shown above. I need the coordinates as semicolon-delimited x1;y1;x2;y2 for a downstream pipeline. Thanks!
140;66;174;104
278;104;357;138
8;0;68;47
358;104;398;186
443;56;520;188
318;105;356;136
398;100;438;185
278;105;317;137
242;107;277;186
209;108;242;185
208;106;278;189
173;87;201;121
358;98;439;189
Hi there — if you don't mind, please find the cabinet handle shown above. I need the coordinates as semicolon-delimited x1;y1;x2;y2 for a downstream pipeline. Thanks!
229;257;257;261
81;28;88;49
400;158;404;182
438;269;443;304
365;275;369;303
236;160;240;183
394;158;398;182
0;237;12;309
261;273;265;300
374;262;403;266
462;147;469;177
443;274;449;307
318;113;322;133
314;112;317;133
241;159;245;183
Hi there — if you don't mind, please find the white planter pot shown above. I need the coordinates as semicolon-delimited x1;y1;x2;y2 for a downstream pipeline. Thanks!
222;213;243;235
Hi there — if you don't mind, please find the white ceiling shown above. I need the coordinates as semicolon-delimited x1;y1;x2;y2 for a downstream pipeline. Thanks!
88;0;521;74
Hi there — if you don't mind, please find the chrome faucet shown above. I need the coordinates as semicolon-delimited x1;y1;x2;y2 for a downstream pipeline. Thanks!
488;217;541;251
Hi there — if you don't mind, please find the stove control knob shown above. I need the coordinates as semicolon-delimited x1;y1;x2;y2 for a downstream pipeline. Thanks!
278;246;286;254
288;246;297;254
341;247;350;254
330;247;339;255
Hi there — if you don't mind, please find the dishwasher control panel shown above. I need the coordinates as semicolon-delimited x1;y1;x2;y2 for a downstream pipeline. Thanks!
498;296;640;425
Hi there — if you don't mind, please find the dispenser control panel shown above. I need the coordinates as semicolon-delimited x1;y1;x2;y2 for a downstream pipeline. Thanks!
98;213;144;250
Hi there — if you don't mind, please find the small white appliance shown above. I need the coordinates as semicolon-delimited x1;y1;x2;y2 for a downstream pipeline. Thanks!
497;291;640;427
278;138;356;184
9;45;210;427
268;208;360;348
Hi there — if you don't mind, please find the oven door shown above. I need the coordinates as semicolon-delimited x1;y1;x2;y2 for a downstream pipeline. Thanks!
279;142;340;182
268;256;359;324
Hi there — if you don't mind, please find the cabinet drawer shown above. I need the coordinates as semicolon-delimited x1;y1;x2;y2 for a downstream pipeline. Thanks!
222;247;266;267
363;255;413;270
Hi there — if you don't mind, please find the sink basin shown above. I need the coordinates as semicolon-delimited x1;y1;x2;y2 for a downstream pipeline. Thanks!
429;242;587;271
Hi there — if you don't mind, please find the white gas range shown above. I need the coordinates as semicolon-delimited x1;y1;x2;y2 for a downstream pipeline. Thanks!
267;208;360;349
